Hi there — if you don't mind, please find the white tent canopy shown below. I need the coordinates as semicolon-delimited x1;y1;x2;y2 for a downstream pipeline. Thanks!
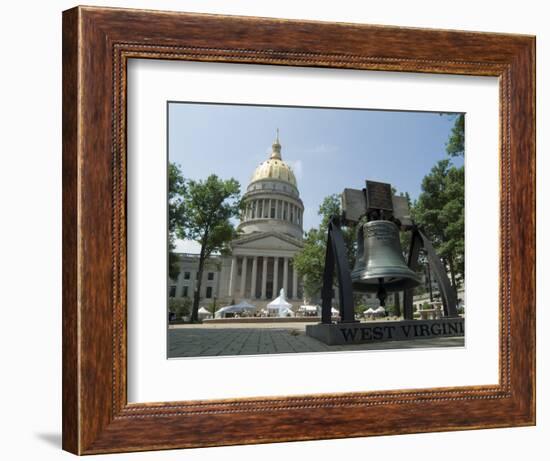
267;289;294;317
198;306;213;320
215;300;257;318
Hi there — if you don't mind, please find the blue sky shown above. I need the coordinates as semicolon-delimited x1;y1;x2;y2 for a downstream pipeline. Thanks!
168;102;463;252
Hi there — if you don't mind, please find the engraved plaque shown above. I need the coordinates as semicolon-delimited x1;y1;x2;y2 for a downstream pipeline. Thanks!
341;188;366;223
365;180;393;212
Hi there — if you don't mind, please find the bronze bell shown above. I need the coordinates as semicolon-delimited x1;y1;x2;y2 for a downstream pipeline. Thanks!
351;220;421;293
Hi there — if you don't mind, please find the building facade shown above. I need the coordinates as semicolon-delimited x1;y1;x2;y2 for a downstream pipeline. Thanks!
170;134;305;309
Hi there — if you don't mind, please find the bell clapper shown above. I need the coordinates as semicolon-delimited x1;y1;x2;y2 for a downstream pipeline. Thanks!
376;279;387;307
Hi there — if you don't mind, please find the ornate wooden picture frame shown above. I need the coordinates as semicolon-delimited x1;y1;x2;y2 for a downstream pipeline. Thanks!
62;6;535;455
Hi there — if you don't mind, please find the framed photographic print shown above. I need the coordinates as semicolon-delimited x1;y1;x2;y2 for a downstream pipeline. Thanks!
62;6;535;455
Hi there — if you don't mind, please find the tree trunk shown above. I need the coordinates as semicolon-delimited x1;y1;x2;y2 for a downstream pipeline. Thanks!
191;234;208;322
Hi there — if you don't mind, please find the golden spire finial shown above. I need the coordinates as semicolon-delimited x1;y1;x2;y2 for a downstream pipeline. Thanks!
270;129;282;160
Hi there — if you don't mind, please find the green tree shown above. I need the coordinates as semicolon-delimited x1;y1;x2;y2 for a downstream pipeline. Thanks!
413;159;464;290
183;175;241;322
169;297;192;319
168;163;187;280
446;114;465;157
293;194;356;302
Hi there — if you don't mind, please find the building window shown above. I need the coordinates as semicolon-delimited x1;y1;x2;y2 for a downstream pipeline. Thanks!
271;207;275;218
208;272;214;280
184;271;190;280
183;286;188;297
169;286;176;297
206;287;213;298
196;272;199;280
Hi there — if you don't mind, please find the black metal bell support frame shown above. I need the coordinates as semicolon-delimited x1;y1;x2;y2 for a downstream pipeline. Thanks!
403;226;459;319
320;216;356;324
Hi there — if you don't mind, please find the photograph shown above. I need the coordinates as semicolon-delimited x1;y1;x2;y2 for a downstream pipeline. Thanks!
167;102;466;358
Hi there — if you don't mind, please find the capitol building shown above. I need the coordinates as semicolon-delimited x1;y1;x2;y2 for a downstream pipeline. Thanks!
169;133;305;309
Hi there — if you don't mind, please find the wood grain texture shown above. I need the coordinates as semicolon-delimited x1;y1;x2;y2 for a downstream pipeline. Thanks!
62;5;536;455
61;7;79;454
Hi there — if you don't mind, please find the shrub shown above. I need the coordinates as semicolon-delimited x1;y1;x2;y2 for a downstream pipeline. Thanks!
169;297;192;319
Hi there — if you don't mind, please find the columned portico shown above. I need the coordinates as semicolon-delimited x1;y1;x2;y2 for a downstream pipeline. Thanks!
230;252;303;302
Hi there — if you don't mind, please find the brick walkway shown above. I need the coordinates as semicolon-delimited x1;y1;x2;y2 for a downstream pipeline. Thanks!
168;325;464;358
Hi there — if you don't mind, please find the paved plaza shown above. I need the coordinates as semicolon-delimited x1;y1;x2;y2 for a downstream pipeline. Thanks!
168;322;465;358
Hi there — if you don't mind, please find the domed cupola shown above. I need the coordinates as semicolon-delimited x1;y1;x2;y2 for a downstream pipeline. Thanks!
249;131;298;192
237;131;304;240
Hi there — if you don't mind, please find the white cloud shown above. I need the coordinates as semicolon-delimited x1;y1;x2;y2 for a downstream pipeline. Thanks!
285;159;303;180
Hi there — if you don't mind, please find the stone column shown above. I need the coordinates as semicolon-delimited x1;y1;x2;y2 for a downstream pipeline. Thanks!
250;256;258;299
283;257;289;295
228;256;237;298
273;257;279;296
261;256;268;299
254;200;259;219
292;261;298;299
240;256;248;298
268;199;272;218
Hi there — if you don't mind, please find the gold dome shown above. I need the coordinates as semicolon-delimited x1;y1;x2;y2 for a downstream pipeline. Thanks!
250;133;297;187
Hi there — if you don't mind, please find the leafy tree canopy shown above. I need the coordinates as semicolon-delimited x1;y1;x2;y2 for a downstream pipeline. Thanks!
413;159;464;287
184;174;241;258
446;114;465;157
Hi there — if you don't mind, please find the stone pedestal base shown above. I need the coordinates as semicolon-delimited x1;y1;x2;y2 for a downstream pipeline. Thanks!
306;318;464;346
